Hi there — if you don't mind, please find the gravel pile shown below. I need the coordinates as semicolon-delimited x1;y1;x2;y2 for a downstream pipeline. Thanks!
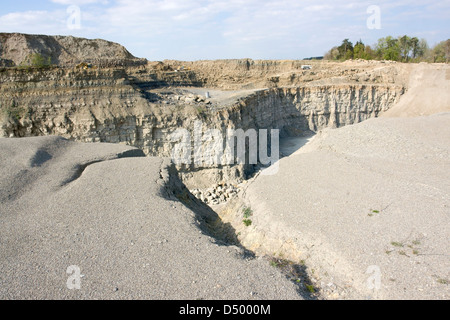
191;183;241;205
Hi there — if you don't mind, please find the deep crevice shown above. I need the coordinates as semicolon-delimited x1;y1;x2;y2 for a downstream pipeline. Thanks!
163;162;321;300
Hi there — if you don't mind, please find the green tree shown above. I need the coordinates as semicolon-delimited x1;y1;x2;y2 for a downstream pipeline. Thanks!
324;36;447;63
445;39;450;63
416;38;430;60
398;35;412;61
338;39;354;60
365;45;376;60
376;36;400;61
353;40;373;60
353;40;365;59
324;46;340;60
430;40;449;63
410;37;419;59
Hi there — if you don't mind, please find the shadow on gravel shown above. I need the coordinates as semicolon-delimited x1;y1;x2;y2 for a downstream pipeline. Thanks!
164;164;242;248
163;164;320;300
268;257;320;300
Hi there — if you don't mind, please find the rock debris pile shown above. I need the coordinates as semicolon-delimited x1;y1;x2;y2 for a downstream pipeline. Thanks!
191;183;241;205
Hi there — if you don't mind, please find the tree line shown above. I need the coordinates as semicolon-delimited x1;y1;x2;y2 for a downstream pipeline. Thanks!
324;36;450;63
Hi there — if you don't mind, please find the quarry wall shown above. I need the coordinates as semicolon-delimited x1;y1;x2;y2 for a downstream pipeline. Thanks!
0;60;405;185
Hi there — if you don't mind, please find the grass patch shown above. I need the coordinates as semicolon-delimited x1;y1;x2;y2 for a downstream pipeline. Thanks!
242;207;253;227
270;260;278;268
243;207;253;219
195;105;207;117
268;257;319;299
305;285;315;294
391;241;404;247
269;258;291;269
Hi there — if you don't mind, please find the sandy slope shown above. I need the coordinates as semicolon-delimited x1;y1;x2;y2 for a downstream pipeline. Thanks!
242;64;450;299
381;63;450;117
0;137;301;300
244;114;450;299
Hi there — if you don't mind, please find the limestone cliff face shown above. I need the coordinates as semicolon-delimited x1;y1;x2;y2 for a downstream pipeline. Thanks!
237;85;404;133
1;39;409;181
0;65;404;159
1;67;149;140
0;66;205;155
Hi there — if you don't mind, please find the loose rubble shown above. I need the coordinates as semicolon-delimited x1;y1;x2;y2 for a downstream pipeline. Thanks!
191;183;241;205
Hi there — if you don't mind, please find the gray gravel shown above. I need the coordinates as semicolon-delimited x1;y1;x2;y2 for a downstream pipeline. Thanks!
0;136;301;300
244;113;450;299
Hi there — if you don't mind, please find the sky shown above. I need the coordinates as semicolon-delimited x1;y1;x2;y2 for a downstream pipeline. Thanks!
0;0;449;61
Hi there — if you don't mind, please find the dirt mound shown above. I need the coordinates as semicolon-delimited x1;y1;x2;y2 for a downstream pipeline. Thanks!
381;63;450;117
0;33;146;67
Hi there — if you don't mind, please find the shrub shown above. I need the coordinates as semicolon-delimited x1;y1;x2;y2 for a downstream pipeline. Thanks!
2;101;25;121
243;219;252;227
30;53;52;68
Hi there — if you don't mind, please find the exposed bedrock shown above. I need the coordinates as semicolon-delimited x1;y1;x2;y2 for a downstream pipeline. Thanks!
0;62;405;187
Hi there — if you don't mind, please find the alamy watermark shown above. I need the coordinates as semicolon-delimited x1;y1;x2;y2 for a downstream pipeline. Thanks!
67;5;81;30
170;121;280;175
366;265;381;290
367;5;381;30
66;265;82;290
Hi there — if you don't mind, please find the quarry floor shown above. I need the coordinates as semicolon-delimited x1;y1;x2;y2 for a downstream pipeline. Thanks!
0;63;449;300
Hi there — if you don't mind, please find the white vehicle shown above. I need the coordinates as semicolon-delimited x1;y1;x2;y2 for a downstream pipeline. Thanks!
301;65;312;70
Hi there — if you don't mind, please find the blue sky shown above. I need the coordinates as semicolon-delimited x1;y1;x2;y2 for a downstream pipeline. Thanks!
1;0;449;61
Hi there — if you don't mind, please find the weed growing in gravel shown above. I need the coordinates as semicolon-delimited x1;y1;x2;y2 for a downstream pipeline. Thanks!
388;237;423;257
195;106;207;118
306;285;315;293
243;219;252;227
242;207;253;227
268;257;319;299
399;250;408;256
243;207;253;219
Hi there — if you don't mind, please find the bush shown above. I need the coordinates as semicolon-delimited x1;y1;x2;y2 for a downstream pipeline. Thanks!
2;101;25;122
30;53;52;68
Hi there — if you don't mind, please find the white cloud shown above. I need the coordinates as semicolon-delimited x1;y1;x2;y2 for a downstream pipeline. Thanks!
72;0;450;59
1;0;448;60
51;0;109;5
0;10;66;34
